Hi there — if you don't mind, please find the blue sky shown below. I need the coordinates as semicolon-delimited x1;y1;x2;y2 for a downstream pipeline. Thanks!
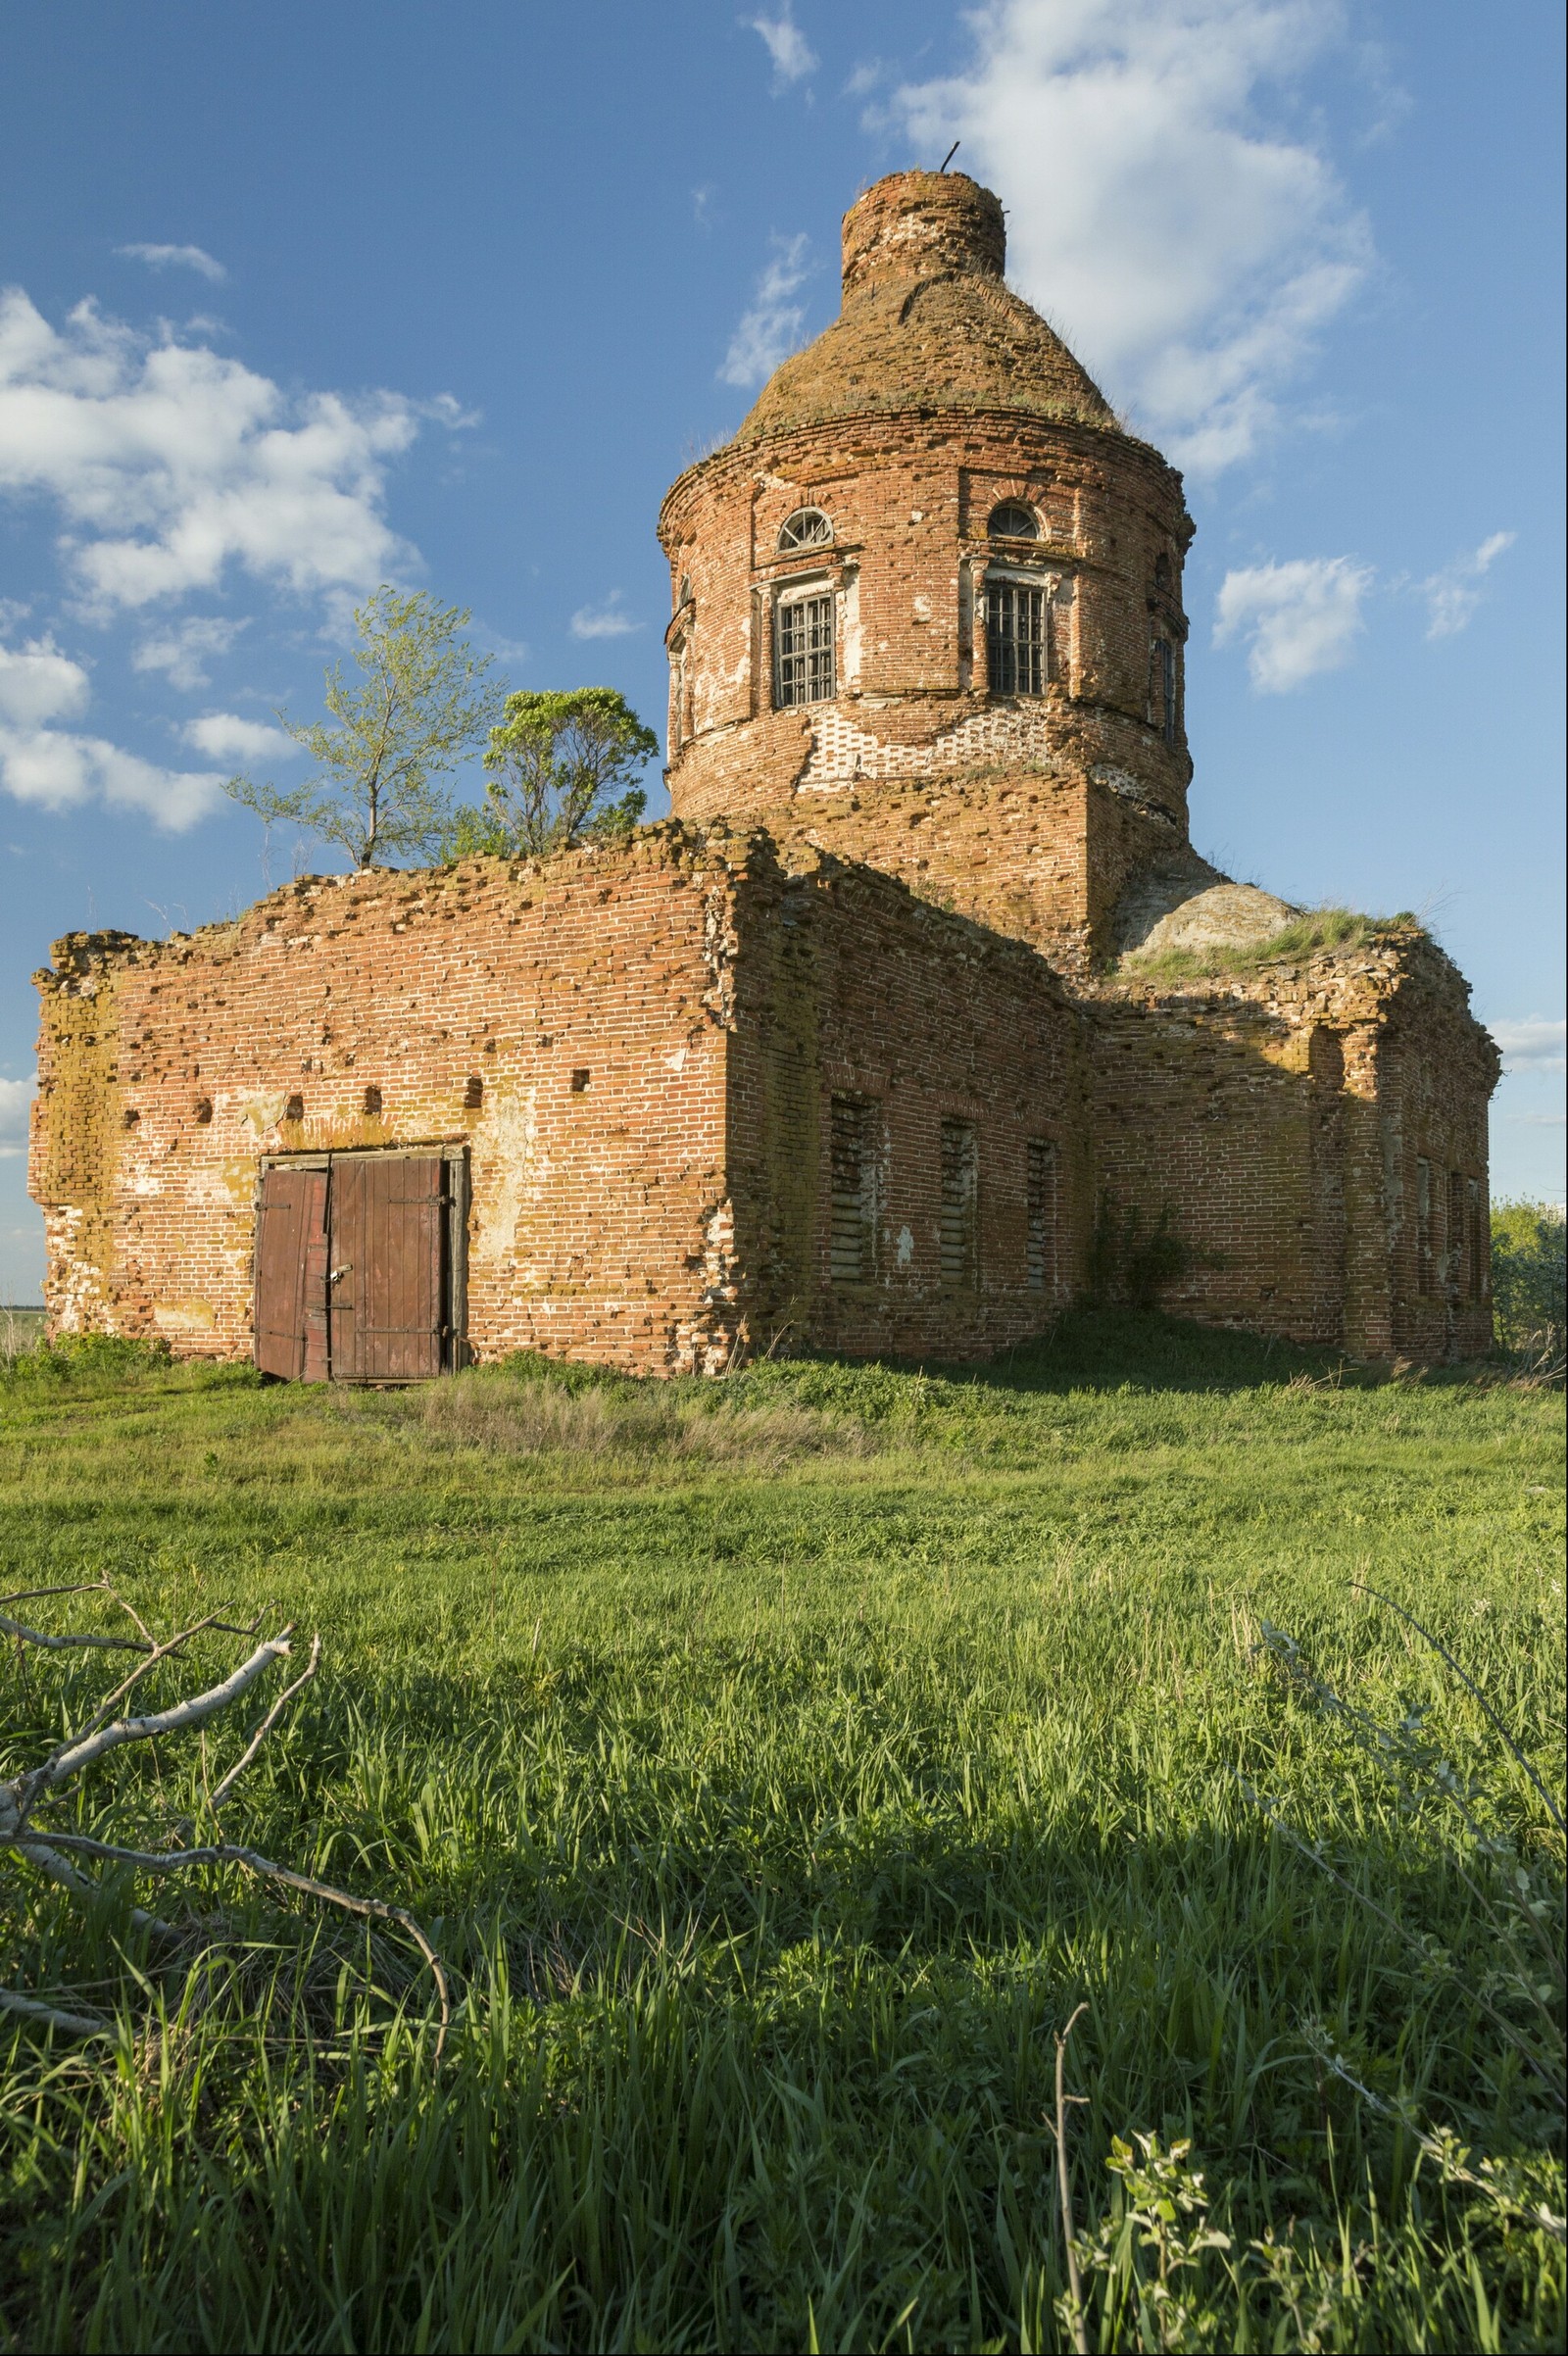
1;0;1562;1296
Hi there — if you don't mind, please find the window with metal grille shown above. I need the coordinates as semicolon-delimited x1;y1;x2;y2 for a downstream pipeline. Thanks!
1416;1157;1433;1294
1026;1140;1056;1293
829;1094;875;1283
988;501;1038;541
1467;1178;1484;1300
775;591;836;708
778;507;832;553
986;581;1048;695
1152;636;1178;742
940;1118;978;1285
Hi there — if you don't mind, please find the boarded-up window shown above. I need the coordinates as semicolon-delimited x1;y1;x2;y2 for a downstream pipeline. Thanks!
1467;1178;1485;1301
987;581;1048;695
1026;1140;1056;1293
1416;1157;1433;1295
255;1164;328;1380
829;1094;875;1283
940;1118;978;1285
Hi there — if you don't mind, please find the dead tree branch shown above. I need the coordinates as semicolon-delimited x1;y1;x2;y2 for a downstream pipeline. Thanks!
2;1600;449;2059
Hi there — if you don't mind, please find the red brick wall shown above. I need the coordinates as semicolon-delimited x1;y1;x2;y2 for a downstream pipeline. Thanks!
725;840;1088;1360
31;834;746;1373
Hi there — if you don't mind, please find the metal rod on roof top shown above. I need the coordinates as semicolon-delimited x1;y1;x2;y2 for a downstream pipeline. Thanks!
940;141;960;172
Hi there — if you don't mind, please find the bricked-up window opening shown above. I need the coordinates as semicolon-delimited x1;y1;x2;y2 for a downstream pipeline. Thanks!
988;502;1038;541
1416;1157;1434;1294
940;1118;979;1285
775;592;836;708
777;508;833;553
1447;1169;1466;1296
362;1085;382;1116
1467;1178;1485;1300
1152;637;1178;743
987;582;1048;696
1026;1139;1057;1292
1154;552;1172;591
829;1094;876;1283
570;1068;591;1093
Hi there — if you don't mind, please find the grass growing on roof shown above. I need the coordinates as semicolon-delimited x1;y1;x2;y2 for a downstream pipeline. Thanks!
0;1310;1562;2353
1116;907;1421;985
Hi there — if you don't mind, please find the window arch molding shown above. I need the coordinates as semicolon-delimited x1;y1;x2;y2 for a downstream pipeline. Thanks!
777;507;833;554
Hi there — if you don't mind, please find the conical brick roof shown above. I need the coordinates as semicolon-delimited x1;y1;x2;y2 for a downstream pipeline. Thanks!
736;171;1117;445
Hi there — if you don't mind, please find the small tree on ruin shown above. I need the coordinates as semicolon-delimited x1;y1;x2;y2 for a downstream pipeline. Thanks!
452;688;657;859
223;588;500;868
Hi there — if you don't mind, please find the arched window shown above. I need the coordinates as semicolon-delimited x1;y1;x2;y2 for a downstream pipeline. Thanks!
987;501;1038;542
777;508;833;553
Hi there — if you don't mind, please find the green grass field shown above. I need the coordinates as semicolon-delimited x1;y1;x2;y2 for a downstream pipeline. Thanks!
1;1316;1563;2353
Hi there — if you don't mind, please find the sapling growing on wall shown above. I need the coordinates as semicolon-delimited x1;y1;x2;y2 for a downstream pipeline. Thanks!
452;687;658;859
223;587;500;868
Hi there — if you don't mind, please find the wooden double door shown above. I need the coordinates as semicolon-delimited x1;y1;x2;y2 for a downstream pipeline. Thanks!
254;1152;465;1382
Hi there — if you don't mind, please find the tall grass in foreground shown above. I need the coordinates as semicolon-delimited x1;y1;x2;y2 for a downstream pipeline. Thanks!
0;1312;1562;2352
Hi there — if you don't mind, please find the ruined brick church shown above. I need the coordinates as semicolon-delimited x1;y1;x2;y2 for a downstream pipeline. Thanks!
31;172;1497;1375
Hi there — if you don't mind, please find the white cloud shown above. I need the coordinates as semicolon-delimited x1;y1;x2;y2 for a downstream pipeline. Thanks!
569;592;641;642
719;233;812;388
0;1073;34;1159
131;614;249;691
0;635;90;727
1492;1018;1566;1074
885;0;1371;471
0;287;422;614
749;11;817;86
1422;530;1515;640
117;242;227;283
0;723;222;827
1213;555;1372;692
183;712;297;763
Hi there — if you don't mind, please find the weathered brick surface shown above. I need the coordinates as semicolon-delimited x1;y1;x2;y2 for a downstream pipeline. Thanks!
29;168;1500;1369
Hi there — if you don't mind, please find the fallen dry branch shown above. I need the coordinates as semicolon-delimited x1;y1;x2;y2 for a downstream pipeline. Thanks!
1;1589;449;2058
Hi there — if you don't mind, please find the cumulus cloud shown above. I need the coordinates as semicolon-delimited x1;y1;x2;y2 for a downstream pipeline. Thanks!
131;614;249;691
0;628;223;825
0;287;421;614
1422;530;1515;639
569;592;641;642
1213;555;1372;692
117;242;226;283
183;712;297;763
0;724;222;827
885;0;1371;471
0;635;90;727
0;1073;35;1159
1492;1019;1566;1074
749;10;817;86
720;232;812;388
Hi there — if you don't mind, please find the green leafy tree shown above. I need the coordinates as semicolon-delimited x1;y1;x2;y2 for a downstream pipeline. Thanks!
473;688;657;859
1490;1199;1566;1351
223;588;499;868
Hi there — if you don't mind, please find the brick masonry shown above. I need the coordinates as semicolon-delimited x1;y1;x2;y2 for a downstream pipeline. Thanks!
30;169;1499;1369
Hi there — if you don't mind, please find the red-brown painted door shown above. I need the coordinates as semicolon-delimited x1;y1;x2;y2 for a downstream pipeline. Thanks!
327;1155;447;1381
254;1165;328;1379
